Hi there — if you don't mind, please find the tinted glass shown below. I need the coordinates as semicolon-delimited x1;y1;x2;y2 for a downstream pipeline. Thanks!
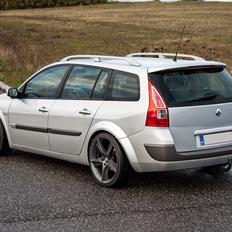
107;71;140;101
149;67;232;107
92;70;111;100
62;66;101;100
24;66;68;99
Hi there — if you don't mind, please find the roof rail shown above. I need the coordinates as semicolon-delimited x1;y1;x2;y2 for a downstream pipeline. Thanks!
61;55;141;67
126;53;205;61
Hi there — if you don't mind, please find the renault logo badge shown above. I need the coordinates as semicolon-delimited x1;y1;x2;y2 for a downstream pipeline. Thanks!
216;108;222;117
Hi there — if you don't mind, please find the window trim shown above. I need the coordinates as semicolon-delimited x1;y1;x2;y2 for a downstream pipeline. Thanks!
19;63;140;102
91;69;113;100
105;70;140;102
20;64;71;100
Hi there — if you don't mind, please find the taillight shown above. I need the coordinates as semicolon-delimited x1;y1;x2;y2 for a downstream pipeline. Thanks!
146;81;169;127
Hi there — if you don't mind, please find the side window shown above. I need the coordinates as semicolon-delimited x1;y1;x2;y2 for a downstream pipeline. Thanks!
92;70;111;100
107;71;140;101
61;66;101;100
24;65;69;99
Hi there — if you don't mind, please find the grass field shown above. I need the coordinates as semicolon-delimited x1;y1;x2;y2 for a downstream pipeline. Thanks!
0;2;232;86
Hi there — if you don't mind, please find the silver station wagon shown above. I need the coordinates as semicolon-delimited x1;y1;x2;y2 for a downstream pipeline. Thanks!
1;53;232;187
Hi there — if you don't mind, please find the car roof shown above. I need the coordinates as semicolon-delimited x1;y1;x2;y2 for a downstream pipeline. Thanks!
56;53;226;74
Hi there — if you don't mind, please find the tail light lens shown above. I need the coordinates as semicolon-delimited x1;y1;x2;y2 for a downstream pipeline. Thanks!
146;81;169;127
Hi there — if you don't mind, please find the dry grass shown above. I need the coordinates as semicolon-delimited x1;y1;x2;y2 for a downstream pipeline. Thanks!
0;2;232;86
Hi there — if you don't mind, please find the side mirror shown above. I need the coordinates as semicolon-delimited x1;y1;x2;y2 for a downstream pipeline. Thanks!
7;88;19;98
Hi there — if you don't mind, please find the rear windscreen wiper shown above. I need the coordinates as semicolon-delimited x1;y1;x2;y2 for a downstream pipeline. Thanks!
189;92;218;102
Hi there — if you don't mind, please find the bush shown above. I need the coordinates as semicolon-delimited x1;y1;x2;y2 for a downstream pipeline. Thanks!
0;0;106;10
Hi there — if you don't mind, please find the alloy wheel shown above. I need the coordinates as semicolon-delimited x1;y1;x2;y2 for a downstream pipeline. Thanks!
89;135;119;184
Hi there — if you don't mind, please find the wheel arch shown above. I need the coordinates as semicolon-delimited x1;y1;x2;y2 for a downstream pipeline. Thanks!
0;111;12;148
83;121;140;171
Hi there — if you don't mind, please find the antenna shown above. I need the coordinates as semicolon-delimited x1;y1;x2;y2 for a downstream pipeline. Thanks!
173;26;186;62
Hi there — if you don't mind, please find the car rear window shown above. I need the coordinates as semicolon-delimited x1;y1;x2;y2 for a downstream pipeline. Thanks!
149;66;232;107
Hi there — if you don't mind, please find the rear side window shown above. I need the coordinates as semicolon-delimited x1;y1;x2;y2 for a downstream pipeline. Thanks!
149;67;232;107
107;71;140;101
61;66;101;100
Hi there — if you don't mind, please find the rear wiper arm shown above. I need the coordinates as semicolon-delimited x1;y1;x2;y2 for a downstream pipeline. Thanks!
189;92;218;102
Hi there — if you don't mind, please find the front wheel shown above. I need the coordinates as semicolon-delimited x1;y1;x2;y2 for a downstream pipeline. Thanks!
88;132;129;187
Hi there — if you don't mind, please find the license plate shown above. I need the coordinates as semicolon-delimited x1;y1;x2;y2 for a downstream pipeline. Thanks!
197;131;232;147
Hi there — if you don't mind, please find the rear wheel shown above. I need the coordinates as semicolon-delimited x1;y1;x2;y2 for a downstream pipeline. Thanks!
0;121;10;155
202;163;231;173
88;132;129;187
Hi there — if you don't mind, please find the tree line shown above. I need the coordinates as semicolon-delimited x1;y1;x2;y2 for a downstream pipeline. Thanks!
0;0;106;10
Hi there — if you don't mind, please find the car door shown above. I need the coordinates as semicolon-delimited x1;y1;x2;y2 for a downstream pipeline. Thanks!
8;65;70;151
48;65;111;156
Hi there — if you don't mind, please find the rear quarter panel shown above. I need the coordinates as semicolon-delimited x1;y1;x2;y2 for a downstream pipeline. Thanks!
92;69;149;138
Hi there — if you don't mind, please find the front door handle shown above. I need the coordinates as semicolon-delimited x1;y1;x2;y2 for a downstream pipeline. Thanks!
38;106;48;113
79;108;91;115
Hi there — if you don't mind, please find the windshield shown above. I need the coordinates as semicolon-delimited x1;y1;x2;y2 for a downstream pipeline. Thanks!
149;66;232;107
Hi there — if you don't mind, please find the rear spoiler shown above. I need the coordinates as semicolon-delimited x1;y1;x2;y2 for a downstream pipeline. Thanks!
148;64;226;74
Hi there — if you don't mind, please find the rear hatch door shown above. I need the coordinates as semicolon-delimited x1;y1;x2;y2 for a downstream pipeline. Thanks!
149;66;232;153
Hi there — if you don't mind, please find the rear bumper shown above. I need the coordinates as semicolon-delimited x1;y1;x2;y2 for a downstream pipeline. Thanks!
121;127;232;172
131;154;232;173
145;144;232;161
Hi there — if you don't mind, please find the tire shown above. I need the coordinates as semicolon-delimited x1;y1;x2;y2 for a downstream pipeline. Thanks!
0;121;10;155
88;132;129;187
202;163;231;174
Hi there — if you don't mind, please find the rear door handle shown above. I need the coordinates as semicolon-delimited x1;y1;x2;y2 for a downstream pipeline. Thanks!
78;108;91;115
38;106;49;113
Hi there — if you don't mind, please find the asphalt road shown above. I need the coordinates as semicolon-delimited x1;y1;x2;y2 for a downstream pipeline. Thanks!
0;152;232;232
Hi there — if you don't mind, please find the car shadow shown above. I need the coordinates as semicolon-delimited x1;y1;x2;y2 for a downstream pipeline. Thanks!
12;151;232;192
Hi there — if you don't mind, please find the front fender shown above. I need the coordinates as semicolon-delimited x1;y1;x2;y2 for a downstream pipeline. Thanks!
0;94;12;148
